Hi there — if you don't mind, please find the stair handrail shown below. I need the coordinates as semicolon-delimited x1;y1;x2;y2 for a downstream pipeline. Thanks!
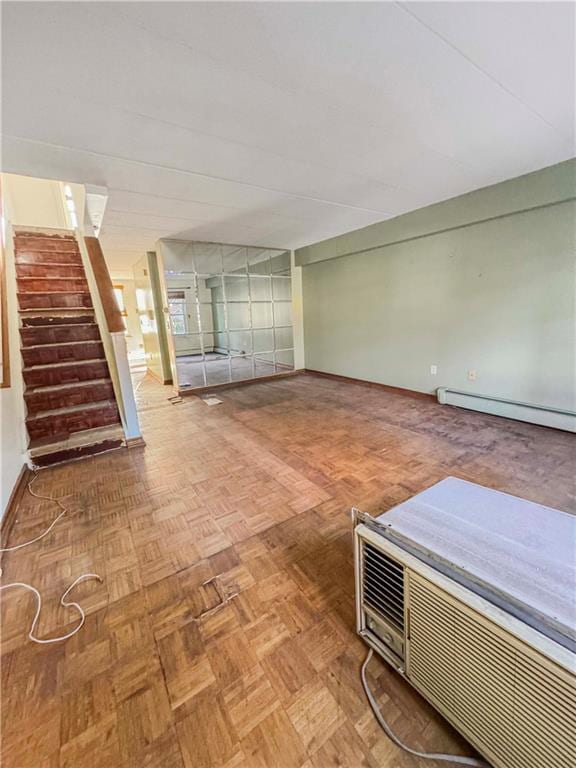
84;237;125;333
77;234;143;446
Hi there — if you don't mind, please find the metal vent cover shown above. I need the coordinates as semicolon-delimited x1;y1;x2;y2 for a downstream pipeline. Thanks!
408;574;576;768
362;541;405;631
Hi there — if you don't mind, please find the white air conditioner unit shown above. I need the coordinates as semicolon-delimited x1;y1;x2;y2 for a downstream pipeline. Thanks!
354;477;576;768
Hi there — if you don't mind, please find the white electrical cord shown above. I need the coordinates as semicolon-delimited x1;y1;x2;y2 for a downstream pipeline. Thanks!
0;472;104;645
0;573;102;644
0;473;67;553
361;648;489;767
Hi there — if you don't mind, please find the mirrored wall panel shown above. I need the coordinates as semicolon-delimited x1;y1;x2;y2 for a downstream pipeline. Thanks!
163;241;294;390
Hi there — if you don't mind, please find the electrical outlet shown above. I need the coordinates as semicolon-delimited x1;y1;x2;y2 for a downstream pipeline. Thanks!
468;370;476;381
430;365;437;375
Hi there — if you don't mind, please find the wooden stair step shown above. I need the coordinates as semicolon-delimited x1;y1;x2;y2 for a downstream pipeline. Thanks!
21;340;104;367
28;424;125;468
20;323;100;346
14;234;79;253
17;277;89;293
23;358;110;388
15;250;84;266
15;231;76;239
15;262;86;278
18;292;93;310
21;314;95;327
25;379;115;414
26;401;120;443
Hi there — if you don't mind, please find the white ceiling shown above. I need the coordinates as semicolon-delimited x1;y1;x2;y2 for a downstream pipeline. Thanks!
3;2;574;272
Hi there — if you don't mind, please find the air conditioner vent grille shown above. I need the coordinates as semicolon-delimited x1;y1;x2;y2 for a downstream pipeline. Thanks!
362;542;404;631
408;574;576;768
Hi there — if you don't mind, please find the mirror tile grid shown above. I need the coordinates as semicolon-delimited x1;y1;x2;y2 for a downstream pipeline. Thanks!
165;242;294;390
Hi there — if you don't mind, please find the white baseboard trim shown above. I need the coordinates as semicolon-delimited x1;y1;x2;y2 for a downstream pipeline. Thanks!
437;388;576;432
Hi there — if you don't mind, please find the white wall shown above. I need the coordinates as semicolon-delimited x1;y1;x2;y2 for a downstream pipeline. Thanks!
2;173;84;232
1;392;25;513
133;252;173;383
291;252;305;370
2;173;67;229
0;220;27;517
121;279;144;356
299;162;576;411
110;277;144;357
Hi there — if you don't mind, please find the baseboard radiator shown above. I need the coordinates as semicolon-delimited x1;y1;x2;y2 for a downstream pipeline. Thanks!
436;388;576;433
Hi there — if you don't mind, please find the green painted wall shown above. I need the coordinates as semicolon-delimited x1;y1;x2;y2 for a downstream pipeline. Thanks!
299;162;576;409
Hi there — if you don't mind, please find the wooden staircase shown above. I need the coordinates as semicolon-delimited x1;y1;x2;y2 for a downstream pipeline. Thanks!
14;230;125;467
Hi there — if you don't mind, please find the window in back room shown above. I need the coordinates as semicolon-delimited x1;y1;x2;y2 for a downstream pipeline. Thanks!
113;284;127;330
168;290;188;335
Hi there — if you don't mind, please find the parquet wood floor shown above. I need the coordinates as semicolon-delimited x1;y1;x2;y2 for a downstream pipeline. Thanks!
1;372;574;767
